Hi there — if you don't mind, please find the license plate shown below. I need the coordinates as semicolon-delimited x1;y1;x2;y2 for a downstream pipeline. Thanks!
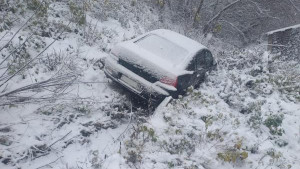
120;75;141;92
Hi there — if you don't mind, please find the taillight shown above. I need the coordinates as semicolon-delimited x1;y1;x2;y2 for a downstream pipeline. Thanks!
160;76;178;87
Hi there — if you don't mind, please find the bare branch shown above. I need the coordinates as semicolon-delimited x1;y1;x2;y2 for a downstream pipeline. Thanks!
35;156;63;169
0;34;33;68
49;131;72;148
203;0;242;35
0;0;45;52
0;22;71;88
288;0;300;12
193;0;204;27
218;20;247;44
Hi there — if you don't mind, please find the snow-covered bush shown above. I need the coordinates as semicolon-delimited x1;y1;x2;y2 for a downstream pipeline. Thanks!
69;0;87;25
264;114;284;136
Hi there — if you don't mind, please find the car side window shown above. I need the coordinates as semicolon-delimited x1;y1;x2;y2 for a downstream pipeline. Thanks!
187;57;197;71
187;50;213;71
196;50;213;70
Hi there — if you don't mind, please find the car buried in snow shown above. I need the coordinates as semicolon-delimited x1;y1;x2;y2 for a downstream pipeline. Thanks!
104;29;216;102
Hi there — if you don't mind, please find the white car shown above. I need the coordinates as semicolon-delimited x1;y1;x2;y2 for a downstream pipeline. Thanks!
104;29;216;102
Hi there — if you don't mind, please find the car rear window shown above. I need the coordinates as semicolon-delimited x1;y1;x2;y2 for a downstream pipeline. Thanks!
135;34;188;65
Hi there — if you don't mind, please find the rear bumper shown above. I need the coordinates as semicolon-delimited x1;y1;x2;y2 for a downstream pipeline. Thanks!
104;57;170;102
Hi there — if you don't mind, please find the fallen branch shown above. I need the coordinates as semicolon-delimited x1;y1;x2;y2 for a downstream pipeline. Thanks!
0;73;77;98
36;156;63;169
49;131;72;148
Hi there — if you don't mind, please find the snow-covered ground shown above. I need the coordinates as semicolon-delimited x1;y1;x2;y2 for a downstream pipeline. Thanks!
0;1;299;169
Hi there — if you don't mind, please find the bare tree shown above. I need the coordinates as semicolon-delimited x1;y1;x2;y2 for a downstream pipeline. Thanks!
203;0;242;36
288;0;300;12
193;0;205;27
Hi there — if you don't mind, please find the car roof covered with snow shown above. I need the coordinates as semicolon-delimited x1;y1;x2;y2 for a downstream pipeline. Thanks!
111;29;208;74
147;29;207;55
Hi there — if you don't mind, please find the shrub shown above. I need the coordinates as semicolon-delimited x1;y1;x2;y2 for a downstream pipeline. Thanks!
206;129;224;142
201;115;215;130
275;139;288;147
162;137;195;155
69;1;86;25
7;48;31;76
267;148;282;160
40;50;64;71
74;104;91;114
157;0;165;7
264;114;284;136
218;151;248;163
26;0;49;18
217;139;248;163
247;112;263;129
127;150;141;164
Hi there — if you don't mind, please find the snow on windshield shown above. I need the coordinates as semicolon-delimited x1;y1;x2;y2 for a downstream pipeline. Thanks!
135;34;189;65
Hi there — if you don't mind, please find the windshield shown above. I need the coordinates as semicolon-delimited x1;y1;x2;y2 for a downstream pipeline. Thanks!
135;34;188;65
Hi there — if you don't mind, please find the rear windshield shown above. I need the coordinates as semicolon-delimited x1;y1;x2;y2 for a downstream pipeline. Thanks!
135;34;188;65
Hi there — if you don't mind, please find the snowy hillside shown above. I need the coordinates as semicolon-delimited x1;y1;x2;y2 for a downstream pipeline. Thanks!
0;1;299;169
